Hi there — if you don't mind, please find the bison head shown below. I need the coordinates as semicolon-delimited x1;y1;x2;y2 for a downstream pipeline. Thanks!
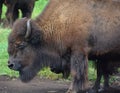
7;18;63;82
7;18;44;82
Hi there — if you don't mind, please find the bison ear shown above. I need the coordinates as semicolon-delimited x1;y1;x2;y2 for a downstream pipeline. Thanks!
25;19;43;45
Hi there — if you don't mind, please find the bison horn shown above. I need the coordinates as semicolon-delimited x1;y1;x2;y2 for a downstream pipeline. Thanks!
25;19;31;39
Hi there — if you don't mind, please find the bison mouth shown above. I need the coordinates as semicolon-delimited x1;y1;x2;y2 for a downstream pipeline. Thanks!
19;66;38;83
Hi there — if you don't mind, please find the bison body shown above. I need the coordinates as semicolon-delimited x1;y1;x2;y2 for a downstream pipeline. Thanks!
4;0;36;26
7;0;120;93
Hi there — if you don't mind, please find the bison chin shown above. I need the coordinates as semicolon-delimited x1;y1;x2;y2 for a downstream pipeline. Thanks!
19;63;41;83
19;67;36;83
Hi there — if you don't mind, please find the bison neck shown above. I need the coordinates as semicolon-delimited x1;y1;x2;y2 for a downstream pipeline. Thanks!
35;48;63;68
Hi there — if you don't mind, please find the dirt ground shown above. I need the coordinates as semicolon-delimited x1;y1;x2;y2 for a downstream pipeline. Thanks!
0;76;120;93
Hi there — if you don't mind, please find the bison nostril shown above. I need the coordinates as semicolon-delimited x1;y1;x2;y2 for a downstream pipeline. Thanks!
8;63;14;69
8;61;22;71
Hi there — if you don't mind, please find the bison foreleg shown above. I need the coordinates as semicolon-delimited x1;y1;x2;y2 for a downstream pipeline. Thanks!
92;61;103;93
103;74;109;89
69;52;88;93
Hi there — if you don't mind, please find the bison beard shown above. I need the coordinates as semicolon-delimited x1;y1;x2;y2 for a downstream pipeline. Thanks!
19;56;40;82
19;50;63;82
19;66;37;83
19;52;42;82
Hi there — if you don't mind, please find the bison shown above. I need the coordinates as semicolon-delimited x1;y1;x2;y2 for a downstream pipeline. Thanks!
4;0;36;26
7;0;120;93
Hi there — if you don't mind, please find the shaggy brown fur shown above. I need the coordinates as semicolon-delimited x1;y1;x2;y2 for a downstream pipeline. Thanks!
8;0;120;93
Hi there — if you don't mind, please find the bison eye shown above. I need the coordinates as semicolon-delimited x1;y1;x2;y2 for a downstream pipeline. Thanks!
17;44;25;49
15;42;27;50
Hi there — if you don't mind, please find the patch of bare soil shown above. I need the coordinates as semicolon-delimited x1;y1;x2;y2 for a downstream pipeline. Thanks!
0;75;120;93
0;75;69;93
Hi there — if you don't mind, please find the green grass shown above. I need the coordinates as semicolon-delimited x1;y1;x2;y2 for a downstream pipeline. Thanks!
0;0;96;81
0;27;19;77
32;0;48;18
